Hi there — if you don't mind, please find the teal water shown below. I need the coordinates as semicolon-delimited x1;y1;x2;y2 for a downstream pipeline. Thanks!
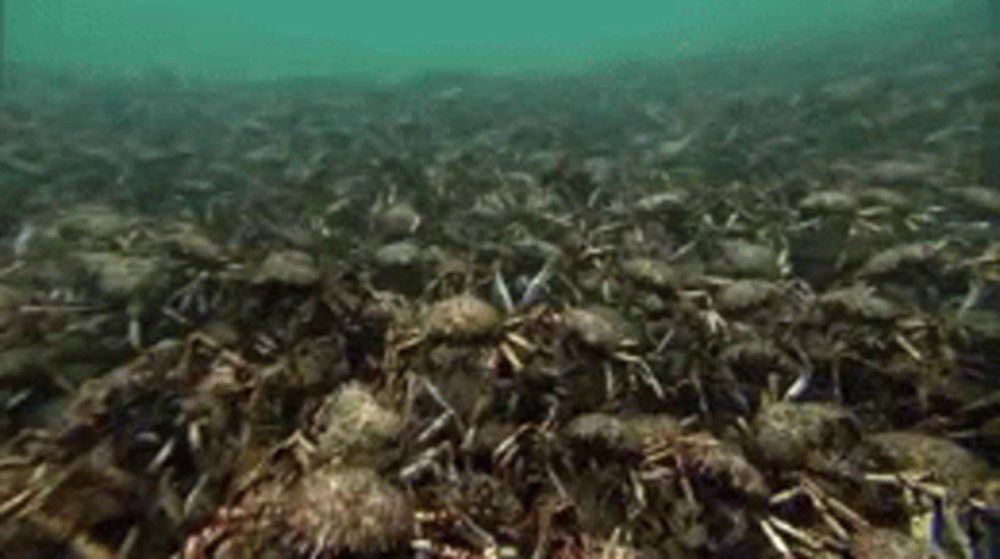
6;0;978;81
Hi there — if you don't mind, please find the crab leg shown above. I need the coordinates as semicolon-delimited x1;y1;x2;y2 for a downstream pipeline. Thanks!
759;518;794;558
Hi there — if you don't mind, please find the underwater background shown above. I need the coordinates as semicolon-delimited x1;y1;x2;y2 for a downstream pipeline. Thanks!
5;0;989;80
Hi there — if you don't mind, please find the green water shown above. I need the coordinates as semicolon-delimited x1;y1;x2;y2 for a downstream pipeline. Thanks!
5;0;981;81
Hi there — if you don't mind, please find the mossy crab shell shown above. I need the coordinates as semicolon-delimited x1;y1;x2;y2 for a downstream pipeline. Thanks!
632;189;690;215
563;412;681;456
421;294;502;341
819;283;903;321
253;249;321;287
437;472;525;530
52;204;136;246
309;381;405;466
798;189;858;218
371;201;421;239
715;279;782;313
555;306;638;355
255;465;414;556
753;401;862;470
712;239;781;280
290;335;348;389
850;431;991;498
159;221;227;263
856;187;914;213
857;241;946;279
73;251;169;302
619;257;683;291
951;186;1000;216
642;429;771;501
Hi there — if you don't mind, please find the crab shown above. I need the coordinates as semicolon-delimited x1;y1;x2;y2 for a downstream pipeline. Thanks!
843;431;1000;558
712;239;781;280
183;463;414;559
858;240;949;279
410;473;525;559
714;278;783;314
308;381;405;467
619;257;682;292
390;294;543;379
753;400;862;471
370;194;422;239
633;429;803;556
818;283;903;322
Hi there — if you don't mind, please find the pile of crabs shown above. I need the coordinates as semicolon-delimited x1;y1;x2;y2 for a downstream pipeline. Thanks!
0;14;999;559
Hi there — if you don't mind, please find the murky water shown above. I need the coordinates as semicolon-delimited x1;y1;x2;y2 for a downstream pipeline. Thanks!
4;0;987;79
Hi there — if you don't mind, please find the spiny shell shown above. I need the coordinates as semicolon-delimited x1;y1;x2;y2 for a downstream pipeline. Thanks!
291;336;345;388
754;401;861;469
866;159;933;186
721;338;797;375
853;431;990;497
313;382;404;465
75;252;165;300
444;473;524;529
163;222;226;262
799;190;857;216
374;240;422;267
564;412;679;455
633;190;688;213
424;295;500;340
715;240;780;279
716;279;780;312
819;284;902;321
700;440;770;500
563;413;630;450
856;187;913;211
54;204;132;242
648;431;769;499
620;257;681;290
373;202;421;238
288;465;413;554
558;306;635;353
254;249;320;286
953;186;1000;215
858;241;943;277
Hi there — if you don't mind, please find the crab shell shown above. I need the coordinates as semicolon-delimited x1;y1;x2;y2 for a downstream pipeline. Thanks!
754;401;861;469
311;381;404;466
285;465;414;555
423;295;501;340
557;306;635;354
